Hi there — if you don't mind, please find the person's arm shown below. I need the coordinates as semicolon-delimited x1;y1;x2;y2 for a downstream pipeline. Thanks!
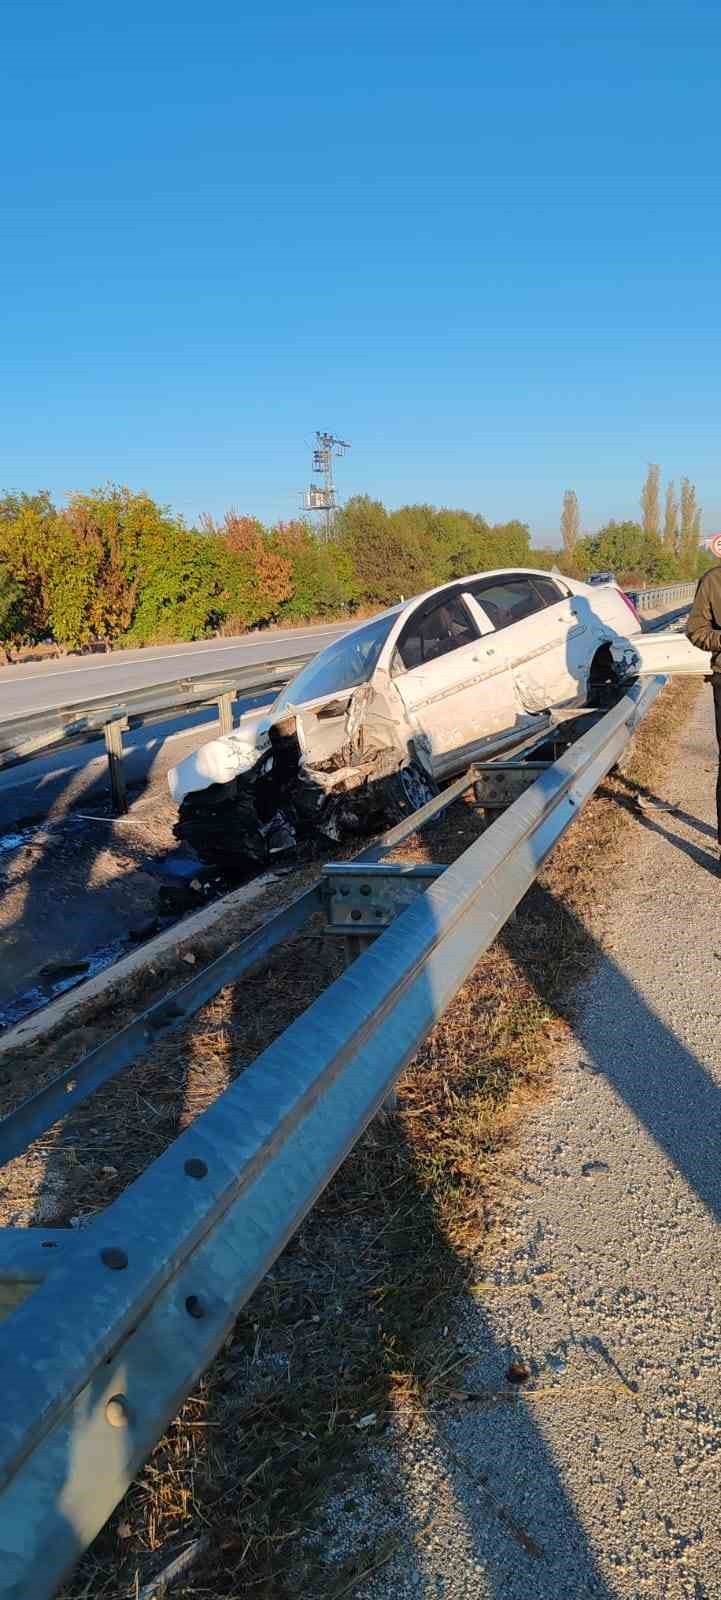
686;576;721;655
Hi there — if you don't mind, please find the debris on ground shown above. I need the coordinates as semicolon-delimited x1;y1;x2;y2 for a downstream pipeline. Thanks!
0;801;222;1032
136;1535;210;1600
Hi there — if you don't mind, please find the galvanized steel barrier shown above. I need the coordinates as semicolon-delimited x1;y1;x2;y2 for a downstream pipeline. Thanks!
0;675;665;1598
628;580;697;612
0;654;314;812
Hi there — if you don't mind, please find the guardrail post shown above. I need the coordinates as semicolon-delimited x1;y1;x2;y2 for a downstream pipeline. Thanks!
217;692;235;737
340;932;397;1111
104;718;129;815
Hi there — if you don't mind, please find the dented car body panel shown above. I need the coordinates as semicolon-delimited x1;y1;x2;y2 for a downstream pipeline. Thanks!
168;568;674;865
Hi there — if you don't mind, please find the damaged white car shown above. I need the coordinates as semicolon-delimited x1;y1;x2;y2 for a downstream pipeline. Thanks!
167;567;688;869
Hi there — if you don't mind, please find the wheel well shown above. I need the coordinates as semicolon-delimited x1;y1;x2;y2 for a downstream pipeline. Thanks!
588;643;615;686
587;642;631;708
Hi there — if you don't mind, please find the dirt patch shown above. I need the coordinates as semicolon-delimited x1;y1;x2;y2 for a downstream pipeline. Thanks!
0;789;183;1024
9;678;699;1599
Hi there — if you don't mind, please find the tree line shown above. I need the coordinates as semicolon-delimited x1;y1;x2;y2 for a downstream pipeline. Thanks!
0;481;712;654
560;465;709;586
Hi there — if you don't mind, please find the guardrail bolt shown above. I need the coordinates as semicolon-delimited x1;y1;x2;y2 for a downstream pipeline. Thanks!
101;1247;128;1270
105;1394;130;1428
184;1158;208;1179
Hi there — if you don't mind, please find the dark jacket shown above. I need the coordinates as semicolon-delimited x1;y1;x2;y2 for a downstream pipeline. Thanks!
686;566;721;675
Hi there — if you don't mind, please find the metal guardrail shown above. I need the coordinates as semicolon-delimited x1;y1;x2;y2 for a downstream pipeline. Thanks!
643;603;694;634
0;675;664;1597
0;655;313;811
628;580;697;612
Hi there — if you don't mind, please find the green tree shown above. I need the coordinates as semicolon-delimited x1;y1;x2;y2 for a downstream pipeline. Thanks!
432;509;485;580
483;519;531;566
663;481;678;551
0;490;58;639
272;521;355;620
560;490;580;556
43;522;101;649
575;521;642;583
386;505;440;591
528;547;562;571
335;496;405;604
63;487;139;641
125;527;225;643
0;489;106;649
576;519;680;587
640;464;661;537
0;562;21;643
678;478;701;577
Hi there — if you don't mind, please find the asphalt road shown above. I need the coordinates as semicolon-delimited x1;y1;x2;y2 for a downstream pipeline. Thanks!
0;621;348;720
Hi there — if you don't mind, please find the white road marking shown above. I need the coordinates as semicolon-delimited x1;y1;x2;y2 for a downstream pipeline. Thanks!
1;626;344;687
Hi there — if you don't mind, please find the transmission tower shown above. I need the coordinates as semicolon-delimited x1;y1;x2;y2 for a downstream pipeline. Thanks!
304;431;350;541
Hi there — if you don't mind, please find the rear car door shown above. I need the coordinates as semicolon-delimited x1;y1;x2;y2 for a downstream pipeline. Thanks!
467;573;586;712
390;590;532;774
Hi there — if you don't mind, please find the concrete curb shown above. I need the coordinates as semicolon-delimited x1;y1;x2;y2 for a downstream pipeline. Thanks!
0;872;276;1058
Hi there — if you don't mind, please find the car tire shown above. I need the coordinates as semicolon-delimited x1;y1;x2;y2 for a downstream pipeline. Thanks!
381;761;439;824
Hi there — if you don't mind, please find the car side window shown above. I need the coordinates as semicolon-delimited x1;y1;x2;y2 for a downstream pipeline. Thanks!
394;594;477;673
529;576;565;606
468;577;547;631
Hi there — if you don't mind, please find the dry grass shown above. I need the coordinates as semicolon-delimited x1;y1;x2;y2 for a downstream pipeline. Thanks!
27;678;699;1598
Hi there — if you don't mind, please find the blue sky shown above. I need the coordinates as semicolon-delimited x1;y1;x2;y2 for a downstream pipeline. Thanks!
2;0;721;540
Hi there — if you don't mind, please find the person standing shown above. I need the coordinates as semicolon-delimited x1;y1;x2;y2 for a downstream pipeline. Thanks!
686;565;721;849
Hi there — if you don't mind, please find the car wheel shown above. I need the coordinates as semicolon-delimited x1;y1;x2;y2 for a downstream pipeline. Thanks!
381;761;439;823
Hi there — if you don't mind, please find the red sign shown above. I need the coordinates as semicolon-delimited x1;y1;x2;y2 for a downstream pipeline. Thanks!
711;534;721;560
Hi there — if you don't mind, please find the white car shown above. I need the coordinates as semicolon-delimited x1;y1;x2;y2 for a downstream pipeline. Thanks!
170;567;695;866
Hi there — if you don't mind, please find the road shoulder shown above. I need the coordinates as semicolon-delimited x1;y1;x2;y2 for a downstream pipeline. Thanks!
313;682;720;1598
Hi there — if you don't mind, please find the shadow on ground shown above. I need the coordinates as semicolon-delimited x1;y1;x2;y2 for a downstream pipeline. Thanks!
15;694;718;1599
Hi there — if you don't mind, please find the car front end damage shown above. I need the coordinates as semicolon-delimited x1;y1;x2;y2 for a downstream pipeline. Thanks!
169;685;437;873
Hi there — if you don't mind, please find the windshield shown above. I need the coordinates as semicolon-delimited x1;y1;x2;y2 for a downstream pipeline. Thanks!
273;612;398;713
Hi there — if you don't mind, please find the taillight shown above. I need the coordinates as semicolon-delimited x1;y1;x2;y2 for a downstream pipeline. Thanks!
618;589;642;626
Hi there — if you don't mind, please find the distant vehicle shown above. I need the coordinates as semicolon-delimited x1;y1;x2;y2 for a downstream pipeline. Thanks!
168;568;656;866
588;571;615;586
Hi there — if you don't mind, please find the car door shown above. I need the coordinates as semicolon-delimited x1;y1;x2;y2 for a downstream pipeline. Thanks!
389;589;531;775
466;573;585;712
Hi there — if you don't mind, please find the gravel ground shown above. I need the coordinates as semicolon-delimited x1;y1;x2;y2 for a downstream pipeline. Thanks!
0;794;181;1024
320;685;721;1600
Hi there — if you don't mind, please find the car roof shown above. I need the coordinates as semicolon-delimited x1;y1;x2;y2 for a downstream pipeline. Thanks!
331;568;572;649
404;567;569;607
270;567;577;717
